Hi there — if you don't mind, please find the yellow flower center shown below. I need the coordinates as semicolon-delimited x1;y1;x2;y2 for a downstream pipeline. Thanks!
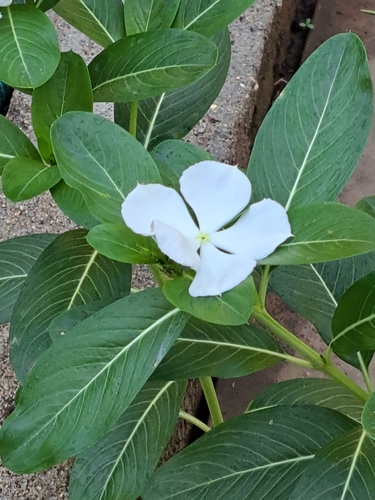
197;232;211;245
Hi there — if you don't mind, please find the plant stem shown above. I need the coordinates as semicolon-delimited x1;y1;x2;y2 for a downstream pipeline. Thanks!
258;265;271;306
148;264;168;287
179;410;211;433
357;352;373;393
199;376;224;427
252;305;369;401
129;101;138;137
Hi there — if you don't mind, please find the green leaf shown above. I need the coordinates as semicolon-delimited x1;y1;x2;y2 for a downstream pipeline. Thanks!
331;273;375;355
54;0;125;48
87;223;163;264
0;114;41;174
51;112;161;224
0;234;56;324
31;51;93;164
114;28;230;150
2;158;61;202
247;33;373;210
154;316;284;379
361;391;375;439
261;203;375;266
173;0;257;37
69;380;187;500
290;428;375;500
143;406;356;500
89;29;217;103
9;229;131;383
0;4;60;88
50;180;100;229
248;378;364;422
48;300;108;342
151;139;215;189
269;256;375;369
0;289;188;473
356;195;375;219
163;275;255;326
124;0;180;35
34;0;61;12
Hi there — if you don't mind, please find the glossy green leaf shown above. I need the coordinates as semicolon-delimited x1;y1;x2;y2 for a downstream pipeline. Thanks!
32;51;93;164
261;203;375;266
87;223;163;264
143;406;356;500
269;256;375;369
332;273;375;355
154;316;284;379
48;300;108;342
248;378;364;422
151;139;215;189
114;28;230;150
0;234;56;324
0;289;188;473
9;229;131;383
69;380;187;500
124;0;180;35
51;112;161;224
163;275;255;326
54;0;125;48
362;391;375;439
34;0;61;12
0;115;41;174
247;33;373;210
89;29;217;103
2;158;61;202
0;5;60;88
290;428;375;500
50;180;99;229
174;0;257;37
356;195;375;219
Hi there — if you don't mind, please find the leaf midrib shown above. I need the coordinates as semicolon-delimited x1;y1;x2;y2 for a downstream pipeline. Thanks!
332;312;375;344
98;381;175;500
93;63;210;93
7;7;32;82
183;0;221;30
176;337;283;359
76;0;115;44
284;39;348;210
340;430;367;499
164;454;313;499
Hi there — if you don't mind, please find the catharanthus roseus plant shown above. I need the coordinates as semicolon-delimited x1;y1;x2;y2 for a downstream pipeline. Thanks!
1;0;375;499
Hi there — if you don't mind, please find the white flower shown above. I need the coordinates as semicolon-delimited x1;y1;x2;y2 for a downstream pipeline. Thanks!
0;0;12;6
121;161;292;297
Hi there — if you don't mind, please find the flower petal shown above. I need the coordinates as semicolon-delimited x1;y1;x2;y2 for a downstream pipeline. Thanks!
179;161;251;233
210;198;293;260
121;184;199;237
153;220;201;271
189;242;256;297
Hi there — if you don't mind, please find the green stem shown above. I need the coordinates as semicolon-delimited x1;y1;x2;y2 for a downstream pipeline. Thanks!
129;101;138;137
252;306;368;401
199;376;224;427
258;265;271;306
323;345;333;363
148;264;168;287
357;352;373;393
179;410;211;433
